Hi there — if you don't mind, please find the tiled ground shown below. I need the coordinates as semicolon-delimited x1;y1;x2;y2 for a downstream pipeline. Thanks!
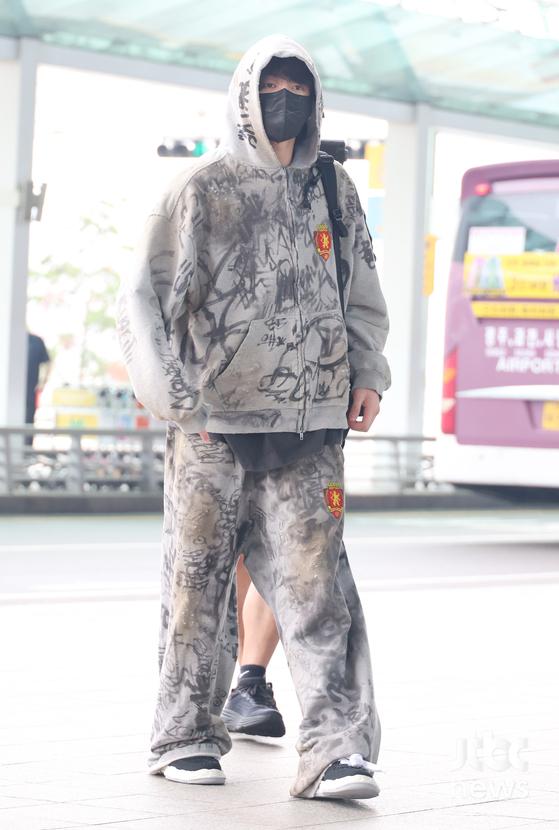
1;515;559;829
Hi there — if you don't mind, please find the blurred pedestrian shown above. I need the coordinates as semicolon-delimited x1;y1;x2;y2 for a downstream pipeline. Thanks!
26;332;51;425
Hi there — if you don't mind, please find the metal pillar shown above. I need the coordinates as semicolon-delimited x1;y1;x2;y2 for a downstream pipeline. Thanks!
0;39;38;426
376;104;436;438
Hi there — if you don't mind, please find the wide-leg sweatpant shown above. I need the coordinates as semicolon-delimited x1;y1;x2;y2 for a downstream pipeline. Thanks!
147;426;381;798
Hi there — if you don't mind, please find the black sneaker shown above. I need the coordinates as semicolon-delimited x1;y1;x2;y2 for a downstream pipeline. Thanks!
221;679;286;738
163;755;225;785
314;754;382;799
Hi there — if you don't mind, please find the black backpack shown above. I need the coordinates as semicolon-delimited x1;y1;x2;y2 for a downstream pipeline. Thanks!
316;151;348;318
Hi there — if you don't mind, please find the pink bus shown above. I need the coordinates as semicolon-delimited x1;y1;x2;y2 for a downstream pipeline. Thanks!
436;160;559;488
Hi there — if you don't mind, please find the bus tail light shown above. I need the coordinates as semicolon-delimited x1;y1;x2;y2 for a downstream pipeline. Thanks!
442;349;457;434
474;182;492;196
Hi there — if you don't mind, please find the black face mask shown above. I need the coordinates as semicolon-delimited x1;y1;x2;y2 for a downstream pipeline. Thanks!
259;88;313;143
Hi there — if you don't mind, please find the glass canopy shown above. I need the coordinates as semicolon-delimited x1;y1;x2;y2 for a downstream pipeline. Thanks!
2;0;559;128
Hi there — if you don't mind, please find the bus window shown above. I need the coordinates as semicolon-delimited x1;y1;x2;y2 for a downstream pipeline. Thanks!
453;186;558;263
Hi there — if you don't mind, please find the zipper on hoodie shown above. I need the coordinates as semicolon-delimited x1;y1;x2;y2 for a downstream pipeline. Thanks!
284;167;308;439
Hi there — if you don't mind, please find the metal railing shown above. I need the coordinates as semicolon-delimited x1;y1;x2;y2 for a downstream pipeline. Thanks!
0;426;436;497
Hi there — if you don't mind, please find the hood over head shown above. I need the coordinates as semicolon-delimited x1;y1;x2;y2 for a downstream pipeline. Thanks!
220;34;323;169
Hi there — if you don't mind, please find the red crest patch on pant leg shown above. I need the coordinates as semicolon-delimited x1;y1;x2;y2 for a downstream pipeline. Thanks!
314;223;332;261
324;481;344;519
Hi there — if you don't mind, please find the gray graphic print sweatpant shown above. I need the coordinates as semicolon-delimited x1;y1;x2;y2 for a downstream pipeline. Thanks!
148;426;381;798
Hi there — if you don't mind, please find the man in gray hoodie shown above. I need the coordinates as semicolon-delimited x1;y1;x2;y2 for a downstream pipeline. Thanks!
117;34;390;800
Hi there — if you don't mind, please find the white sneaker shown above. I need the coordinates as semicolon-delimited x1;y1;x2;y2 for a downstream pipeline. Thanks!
314;754;383;799
163;755;225;785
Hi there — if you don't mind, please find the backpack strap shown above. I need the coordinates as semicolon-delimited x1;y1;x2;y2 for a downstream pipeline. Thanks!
316;151;348;318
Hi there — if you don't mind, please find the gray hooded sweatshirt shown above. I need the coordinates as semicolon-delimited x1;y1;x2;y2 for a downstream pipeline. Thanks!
117;35;391;436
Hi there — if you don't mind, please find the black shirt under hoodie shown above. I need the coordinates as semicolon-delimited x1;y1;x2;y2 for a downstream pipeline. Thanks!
208;429;348;472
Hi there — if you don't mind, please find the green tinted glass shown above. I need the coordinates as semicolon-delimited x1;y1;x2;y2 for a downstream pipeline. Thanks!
2;1;558;128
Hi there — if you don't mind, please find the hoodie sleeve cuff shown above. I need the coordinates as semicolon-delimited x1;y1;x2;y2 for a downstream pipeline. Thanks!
351;369;388;398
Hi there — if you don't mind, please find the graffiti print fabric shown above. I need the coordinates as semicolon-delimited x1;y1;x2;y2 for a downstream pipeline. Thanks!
116;35;391;437
148;429;381;797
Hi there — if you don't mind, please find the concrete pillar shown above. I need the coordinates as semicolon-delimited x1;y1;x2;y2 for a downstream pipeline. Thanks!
375;104;436;439
0;39;37;426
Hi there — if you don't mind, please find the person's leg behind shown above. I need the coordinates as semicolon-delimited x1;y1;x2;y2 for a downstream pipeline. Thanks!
235;554;252;658
222;556;284;737
235;555;280;667
243;444;381;798
238;570;280;668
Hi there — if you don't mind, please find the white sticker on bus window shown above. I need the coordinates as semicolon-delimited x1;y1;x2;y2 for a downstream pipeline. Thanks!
467;226;526;255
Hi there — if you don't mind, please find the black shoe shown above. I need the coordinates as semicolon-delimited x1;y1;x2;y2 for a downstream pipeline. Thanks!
163;755;225;785
222;679;286;738
314;754;382;799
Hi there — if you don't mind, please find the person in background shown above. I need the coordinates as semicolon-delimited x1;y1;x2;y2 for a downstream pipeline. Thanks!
223;541;361;743
221;556;285;737
26;332;51;425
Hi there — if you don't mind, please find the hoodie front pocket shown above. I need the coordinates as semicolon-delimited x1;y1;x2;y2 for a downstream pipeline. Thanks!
213;315;302;411
304;312;350;405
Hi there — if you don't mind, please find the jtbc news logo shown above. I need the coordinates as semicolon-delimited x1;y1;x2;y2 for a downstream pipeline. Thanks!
452;730;528;773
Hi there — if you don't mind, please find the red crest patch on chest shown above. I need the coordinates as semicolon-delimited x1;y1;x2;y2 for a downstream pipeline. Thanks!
314;223;332;261
324;482;344;519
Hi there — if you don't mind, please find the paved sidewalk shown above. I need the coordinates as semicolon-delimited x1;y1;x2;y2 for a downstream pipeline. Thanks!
3;509;559;600
1;513;559;829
